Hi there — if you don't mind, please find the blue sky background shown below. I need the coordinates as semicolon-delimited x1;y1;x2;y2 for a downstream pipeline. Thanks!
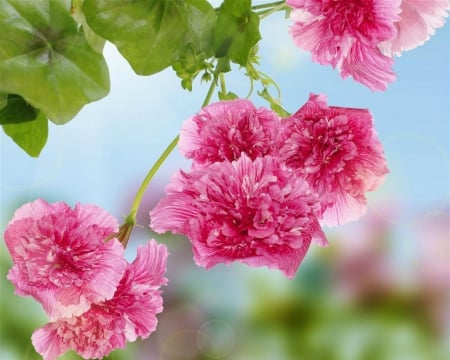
0;6;449;360
1;11;449;259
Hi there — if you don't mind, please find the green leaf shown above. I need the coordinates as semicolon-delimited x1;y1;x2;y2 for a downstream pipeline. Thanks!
213;0;261;66
216;57;232;74
84;0;189;75
183;0;216;55
0;0;110;124
218;90;238;101
70;0;106;53
2;110;48;157
0;95;37;124
0;94;7;111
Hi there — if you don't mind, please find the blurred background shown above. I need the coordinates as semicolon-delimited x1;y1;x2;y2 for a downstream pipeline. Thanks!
1;4;449;360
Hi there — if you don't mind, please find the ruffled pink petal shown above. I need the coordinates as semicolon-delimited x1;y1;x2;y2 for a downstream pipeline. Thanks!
113;240;168;341
287;0;402;91
33;306;127;360
321;194;368;227
179;99;280;167
382;0;450;55
279;93;388;226
340;41;396;91
151;155;325;278
150;171;199;234
74;203;119;234
9;199;65;223
31;240;168;360
32;324;68;360
4;199;126;320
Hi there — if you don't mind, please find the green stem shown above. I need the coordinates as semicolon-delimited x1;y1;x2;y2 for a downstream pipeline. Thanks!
126;134;179;224
258;70;283;98
125;68;219;225
203;71;219;108
219;73;227;95
257;3;288;18
246;77;255;99
251;1;285;11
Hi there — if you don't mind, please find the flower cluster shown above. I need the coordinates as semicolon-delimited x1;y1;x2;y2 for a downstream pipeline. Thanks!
150;95;388;278
4;199;168;360
286;0;450;91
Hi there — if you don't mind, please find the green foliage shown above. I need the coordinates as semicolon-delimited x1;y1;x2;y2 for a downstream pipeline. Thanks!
70;0;106;53
213;0;261;66
258;88;290;117
0;95;48;157
0;95;37;124
0;0;110;125
172;46;213;91
218;90;239;100
84;0;216;76
171;0;217;90
83;0;184;75
0;94;7;110
0;0;287;156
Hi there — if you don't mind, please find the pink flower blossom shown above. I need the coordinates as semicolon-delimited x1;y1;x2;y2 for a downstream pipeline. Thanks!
31;240;168;360
286;0;402;91
380;0;450;56
279;94;388;226
179;99;280;167
4;199;126;320
150;155;326;279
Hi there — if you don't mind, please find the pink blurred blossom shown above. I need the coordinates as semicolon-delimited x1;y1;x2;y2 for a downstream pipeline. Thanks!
32;240;168;360
414;211;450;287
150;155;326;279
179;99;280;167
4;199;126;320
279;94;388;226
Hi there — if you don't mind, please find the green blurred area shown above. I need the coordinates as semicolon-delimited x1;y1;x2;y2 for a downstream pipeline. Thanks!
1;207;448;360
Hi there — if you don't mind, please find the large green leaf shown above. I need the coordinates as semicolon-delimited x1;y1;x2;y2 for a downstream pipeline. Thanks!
0;94;7;111
0;94;37;124
184;0;216;55
1;95;48;157
0;0;110;124
213;0;261;66
84;0;189;75
71;0;106;53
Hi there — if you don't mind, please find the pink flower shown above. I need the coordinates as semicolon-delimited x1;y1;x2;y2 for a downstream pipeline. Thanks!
4;199;127;320
31;240;168;360
286;0;402;91
279;94;388;226
380;0;450;56
179;99;280;167
150;155;326;279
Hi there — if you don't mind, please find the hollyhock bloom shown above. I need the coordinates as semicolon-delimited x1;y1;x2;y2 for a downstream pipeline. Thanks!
4;199;126;320
178;99;280;167
380;0;450;56
32;240;168;360
286;0;402;91
279;94;388;226
150;155;326;279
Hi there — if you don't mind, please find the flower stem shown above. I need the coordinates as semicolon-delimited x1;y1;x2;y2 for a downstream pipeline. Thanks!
125;69;219;226
219;73;227;95
257;2;288;18
252;0;285;11
203;71;219;108
125;135;179;225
